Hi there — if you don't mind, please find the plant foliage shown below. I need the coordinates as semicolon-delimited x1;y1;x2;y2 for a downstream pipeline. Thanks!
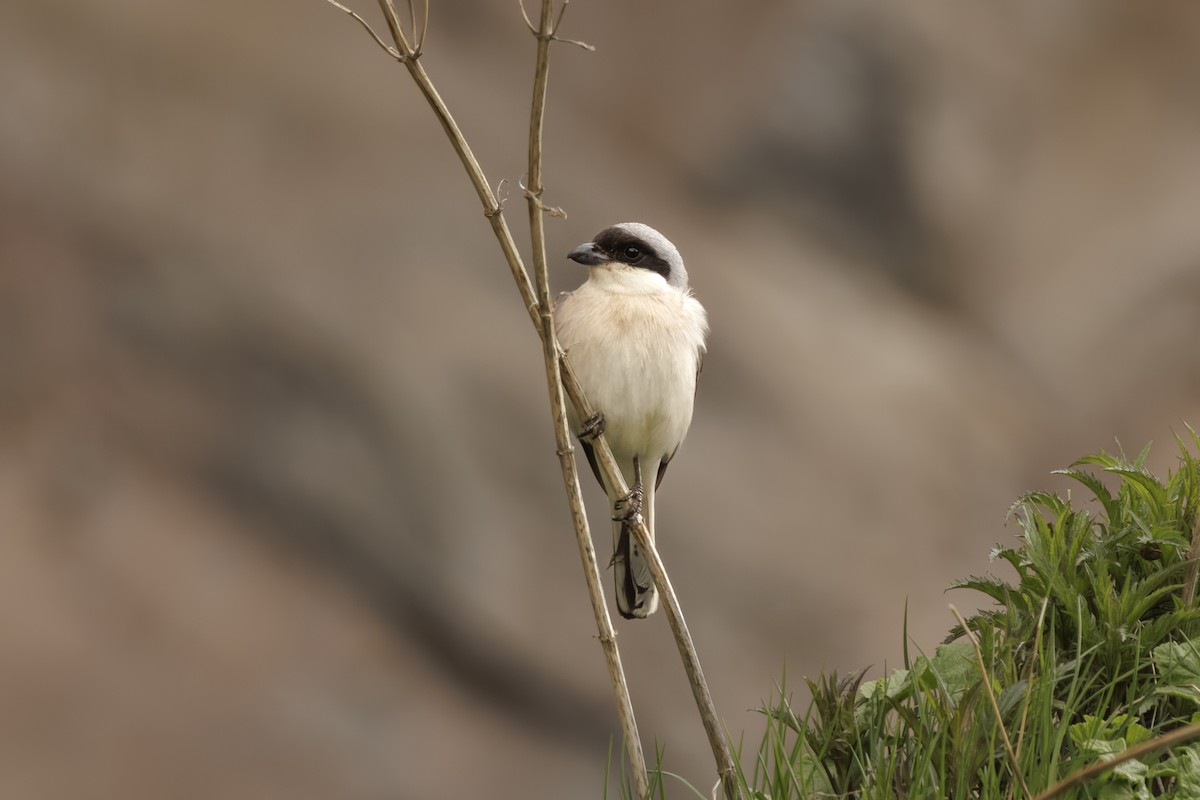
661;431;1200;800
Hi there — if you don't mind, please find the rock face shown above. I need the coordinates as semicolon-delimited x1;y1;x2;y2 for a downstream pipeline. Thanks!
3;2;1200;798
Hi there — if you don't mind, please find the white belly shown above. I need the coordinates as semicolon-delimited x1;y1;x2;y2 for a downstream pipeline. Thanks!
556;277;707;465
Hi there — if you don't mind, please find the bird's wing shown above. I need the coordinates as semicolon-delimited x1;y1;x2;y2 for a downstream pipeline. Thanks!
579;438;604;489
660;347;705;490
655;449;674;489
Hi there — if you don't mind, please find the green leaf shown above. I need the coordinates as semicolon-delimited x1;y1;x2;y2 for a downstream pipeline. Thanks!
1133;440;1155;468
1053;467;1121;522
1121;719;1154;748
1107;466;1167;508
793;749;834;797
858;668;911;704
996;680;1028;719
1068;730;1152;798
1112;756;1150;789
949;574;1014;605
1154;639;1200;703
1074;451;1124;471
1018;490;1072;517
1173;746;1200;800
920;642;979;703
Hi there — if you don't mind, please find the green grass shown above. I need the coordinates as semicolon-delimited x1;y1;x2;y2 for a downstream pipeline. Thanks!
628;430;1200;799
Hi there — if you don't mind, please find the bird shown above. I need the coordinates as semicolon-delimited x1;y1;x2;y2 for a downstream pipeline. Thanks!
554;222;709;619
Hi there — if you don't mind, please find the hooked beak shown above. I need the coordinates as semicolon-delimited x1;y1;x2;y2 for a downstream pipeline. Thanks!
567;242;606;266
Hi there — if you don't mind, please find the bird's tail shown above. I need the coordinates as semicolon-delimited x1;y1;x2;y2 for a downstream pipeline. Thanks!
613;476;658;619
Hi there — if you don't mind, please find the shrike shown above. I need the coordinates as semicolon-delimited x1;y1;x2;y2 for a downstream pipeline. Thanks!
555;222;709;618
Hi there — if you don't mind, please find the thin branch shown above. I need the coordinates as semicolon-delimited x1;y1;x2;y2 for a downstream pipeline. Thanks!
551;0;570;35
556;352;740;799
522;3;735;789
323;0;403;60
518;0;537;36
525;0;648;796
376;0;415;57
552;35;596;52
521;184;567;218
345;0;649;790
950;605;1032;800
417;0;430;54
326;2;735;796
548;2;594;51
635;511;739;800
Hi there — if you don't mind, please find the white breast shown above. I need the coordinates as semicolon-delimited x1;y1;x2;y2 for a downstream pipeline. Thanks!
555;267;708;464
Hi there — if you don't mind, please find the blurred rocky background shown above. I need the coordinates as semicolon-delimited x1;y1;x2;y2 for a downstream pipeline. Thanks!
3;1;1200;797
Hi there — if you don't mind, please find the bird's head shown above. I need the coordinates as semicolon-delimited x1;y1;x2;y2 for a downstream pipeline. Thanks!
567;222;690;290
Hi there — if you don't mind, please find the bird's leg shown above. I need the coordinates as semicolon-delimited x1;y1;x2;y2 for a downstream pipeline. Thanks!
613;456;644;522
578;411;605;441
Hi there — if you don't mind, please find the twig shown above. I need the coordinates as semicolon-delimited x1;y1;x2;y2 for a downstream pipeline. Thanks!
949;605;1032;800
376;0;413;55
551;35;596;52
550;0;570;35
633;508;740;800
339;0;650;790
518;0;537;36
324;2;737;796
521;184;567;218
322;0;403;60
557;358;740;799
1032;721;1200;800
548;4;595;53
524;1;647;796
416;0;429;54
524;8;735;792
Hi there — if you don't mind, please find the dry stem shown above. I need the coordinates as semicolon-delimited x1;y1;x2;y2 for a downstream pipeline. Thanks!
323;3;738;796
523;0;648;795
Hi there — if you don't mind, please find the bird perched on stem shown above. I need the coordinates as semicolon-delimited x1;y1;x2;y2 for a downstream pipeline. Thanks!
555;223;709;619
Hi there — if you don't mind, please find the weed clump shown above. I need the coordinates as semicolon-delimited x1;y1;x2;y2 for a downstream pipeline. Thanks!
736;432;1200;799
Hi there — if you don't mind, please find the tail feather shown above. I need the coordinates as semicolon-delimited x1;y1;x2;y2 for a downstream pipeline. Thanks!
613;473;658;619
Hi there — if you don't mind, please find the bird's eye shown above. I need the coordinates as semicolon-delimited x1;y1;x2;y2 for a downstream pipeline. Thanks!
623;246;642;261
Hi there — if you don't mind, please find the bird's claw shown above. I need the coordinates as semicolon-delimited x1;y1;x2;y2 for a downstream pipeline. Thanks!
579;412;605;441
613;484;644;522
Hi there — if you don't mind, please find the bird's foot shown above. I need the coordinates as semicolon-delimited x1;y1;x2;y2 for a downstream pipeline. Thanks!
613;484;644;522
579;411;605;441
613;456;644;522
